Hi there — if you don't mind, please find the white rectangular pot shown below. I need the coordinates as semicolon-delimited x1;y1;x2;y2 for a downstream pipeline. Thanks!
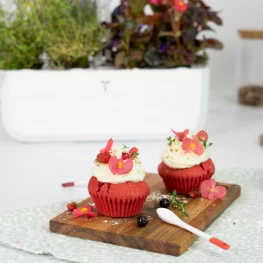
0;67;209;142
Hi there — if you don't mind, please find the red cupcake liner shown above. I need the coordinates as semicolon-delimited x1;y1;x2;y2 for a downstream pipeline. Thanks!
88;176;150;217
158;159;215;195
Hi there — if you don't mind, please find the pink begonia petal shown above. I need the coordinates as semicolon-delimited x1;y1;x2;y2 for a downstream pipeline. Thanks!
207;192;215;200
210;179;216;188
214;186;227;199
109;156;118;174
182;137;204;155
200;180;212;198
192;137;204;156
73;211;97;218
73;205;95;218
181;137;192;153
100;138;113;153
120;158;133;174
171;129;189;141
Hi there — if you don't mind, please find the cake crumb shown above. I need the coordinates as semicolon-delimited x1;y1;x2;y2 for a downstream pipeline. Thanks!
233;222;236;225
102;220;109;223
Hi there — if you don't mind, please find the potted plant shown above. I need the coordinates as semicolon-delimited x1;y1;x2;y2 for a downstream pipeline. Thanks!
0;0;222;142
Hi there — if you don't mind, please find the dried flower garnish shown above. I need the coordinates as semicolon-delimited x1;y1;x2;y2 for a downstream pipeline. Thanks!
171;190;189;217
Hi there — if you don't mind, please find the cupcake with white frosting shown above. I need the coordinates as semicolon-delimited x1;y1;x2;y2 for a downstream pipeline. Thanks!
88;138;150;217
158;129;215;195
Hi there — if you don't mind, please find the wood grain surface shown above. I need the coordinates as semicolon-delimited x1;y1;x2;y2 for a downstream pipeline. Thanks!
50;173;241;256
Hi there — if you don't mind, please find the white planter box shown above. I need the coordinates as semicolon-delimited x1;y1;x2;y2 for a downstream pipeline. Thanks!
0;67;209;142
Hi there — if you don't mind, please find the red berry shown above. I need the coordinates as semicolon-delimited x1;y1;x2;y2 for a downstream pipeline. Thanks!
129;147;139;159
96;152;111;163
188;189;200;198
67;202;77;211
121;152;131;160
196;130;208;142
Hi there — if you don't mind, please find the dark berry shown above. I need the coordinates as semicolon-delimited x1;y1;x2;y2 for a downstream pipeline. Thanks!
121;152;130;160
96;152;111;163
159;198;170;208
137;216;148;227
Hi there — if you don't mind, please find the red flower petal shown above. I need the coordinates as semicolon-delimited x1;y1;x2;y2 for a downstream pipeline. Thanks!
200;180;212;198
120;158;133;174
182;137;204;155
214;186;227;199
207;192;215;200
200;179;227;200
100;138;113;153
109;157;133;175
171;129;189;141
109;156;118;174
73;211;97;218
210;179;216;188
72;205;96;218
192;137;204;155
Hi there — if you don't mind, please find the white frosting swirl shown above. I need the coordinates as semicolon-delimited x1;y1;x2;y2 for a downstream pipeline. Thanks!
162;138;210;169
91;147;145;184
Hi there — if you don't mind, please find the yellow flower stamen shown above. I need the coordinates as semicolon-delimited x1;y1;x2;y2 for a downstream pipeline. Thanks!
190;143;195;149
81;208;88;213
118;162;123;169
210;188;215;193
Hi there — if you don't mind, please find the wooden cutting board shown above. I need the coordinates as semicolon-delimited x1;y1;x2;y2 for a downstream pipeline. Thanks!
50;173;241;256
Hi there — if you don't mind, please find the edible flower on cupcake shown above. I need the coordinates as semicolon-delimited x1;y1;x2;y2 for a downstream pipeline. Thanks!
88;139;150;217
158;129;215;194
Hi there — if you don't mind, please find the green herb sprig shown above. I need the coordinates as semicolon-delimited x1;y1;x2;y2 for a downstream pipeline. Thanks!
167;136;175;146
171;190;189;217
201;140;213;149
122;144;130;149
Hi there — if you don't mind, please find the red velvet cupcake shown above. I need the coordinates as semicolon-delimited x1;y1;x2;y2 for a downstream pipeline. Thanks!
158;129;215;195
88;139;150;217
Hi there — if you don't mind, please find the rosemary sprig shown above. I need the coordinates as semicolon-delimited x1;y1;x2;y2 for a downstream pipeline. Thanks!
171;190;189;217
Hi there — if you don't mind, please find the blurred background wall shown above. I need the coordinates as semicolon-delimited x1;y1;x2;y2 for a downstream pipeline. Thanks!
2;0;263;95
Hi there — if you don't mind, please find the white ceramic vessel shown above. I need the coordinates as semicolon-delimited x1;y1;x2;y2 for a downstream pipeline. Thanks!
0;67;209;142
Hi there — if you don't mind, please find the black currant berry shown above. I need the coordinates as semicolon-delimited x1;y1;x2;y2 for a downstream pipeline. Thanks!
137;216;148;227
159;198;170;208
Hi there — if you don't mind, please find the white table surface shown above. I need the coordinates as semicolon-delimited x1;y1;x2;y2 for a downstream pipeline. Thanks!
0;87;263;263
